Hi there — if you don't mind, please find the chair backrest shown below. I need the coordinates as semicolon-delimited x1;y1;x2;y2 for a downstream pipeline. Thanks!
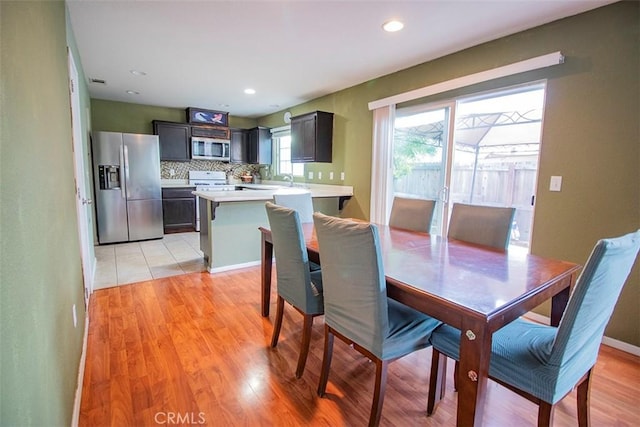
265;202;318;312
273;192;314;223
447;203;515;250
313;212;389;357
389;196;436;233
549;230;640;370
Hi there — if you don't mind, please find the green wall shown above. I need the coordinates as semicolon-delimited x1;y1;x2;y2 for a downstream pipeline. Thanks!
91;99;257;134
258;2;639;345
1;1;87;425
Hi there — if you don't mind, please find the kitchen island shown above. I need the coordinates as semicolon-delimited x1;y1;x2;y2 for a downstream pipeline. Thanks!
194;183;353;272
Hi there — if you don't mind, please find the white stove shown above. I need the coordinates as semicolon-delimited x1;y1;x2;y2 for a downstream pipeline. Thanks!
189;171;236;231
188;170;236;191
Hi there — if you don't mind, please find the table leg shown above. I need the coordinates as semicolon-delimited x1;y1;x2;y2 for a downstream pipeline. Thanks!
260;234;273;317
456;319;491;426
550;274;575;326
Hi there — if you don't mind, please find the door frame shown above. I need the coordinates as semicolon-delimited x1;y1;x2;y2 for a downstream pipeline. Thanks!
68;49;94;304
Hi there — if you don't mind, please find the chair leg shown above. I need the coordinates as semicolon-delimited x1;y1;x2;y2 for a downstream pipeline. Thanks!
317;325;334;397
576;370;592;427
369;359;389;427
537;401;555;427
427;349;447;415
270;296;285;348
453;360;459;391
295;314;314;378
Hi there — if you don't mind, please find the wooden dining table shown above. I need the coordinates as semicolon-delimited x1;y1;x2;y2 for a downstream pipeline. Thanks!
258;222;581;426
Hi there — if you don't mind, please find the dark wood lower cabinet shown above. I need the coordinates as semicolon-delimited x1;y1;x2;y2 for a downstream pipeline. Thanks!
162;188;196;233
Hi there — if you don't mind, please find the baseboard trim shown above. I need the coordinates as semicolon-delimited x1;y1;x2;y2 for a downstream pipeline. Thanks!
71;312;89;427
523;312;640;357
207;260;262;273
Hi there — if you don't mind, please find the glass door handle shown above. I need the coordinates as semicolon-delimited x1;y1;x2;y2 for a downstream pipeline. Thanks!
439;187;449;203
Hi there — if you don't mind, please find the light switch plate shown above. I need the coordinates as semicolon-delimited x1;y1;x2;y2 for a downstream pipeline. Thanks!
340;172;345;181
329;172;334;180
550;176;562;192
318;172;322;180
308;171;314;180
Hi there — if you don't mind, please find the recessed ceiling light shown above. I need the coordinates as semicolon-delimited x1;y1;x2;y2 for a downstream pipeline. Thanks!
90;78;106;85
244;88;256;95
219;103;230;108
382;20;404;32
130;70;147;76
126;90;140;95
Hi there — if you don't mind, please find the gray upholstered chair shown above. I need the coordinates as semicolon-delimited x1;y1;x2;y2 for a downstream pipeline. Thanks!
273;192;314;223
427;229;640;426
313;212;441;427
447;202;516;250
388;196;436;233
265;202;324;378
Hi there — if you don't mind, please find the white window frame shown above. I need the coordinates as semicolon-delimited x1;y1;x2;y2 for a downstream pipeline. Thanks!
271;125;304;177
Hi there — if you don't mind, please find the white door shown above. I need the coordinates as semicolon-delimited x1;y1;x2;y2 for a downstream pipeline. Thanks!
68;49;94;305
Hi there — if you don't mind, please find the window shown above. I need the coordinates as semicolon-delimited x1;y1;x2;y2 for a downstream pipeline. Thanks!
273;129;304;177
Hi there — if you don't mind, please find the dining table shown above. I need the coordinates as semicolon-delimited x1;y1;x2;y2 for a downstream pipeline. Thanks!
258;222;581;426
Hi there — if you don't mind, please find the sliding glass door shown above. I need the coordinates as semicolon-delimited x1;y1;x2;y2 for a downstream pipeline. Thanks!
393;83;546;250
393;103;454;235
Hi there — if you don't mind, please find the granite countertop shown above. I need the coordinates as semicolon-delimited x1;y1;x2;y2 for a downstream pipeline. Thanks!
193;183;353;203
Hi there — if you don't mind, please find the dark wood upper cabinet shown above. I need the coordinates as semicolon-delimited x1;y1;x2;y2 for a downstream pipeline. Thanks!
247;127;272;165
291;111;333;163
190;124;230;139
230;126;272;164
230;128;248;163
153;120;191;161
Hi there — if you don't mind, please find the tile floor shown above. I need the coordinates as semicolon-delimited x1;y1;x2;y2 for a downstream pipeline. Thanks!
94;232;206;289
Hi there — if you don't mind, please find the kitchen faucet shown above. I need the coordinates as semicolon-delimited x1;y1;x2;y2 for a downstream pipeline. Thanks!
282;173;294;187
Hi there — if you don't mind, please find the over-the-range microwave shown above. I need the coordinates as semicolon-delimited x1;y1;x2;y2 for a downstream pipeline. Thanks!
191;137;230;161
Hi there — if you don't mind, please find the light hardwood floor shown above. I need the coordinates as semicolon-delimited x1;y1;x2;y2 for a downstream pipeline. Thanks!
79;267;640;426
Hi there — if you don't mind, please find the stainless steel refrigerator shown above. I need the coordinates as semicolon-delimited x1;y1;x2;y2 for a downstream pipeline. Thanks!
92;131;163;244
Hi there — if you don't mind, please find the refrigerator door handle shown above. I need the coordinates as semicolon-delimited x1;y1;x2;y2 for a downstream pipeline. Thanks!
123;144;131;199
119;145;126;199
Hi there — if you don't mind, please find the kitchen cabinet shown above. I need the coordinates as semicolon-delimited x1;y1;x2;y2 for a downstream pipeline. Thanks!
291;111;333;163
162;187;196;233
190;124;230;139
153;121;191;161
230;126;272;164
247;126;272;165
230;128;248;163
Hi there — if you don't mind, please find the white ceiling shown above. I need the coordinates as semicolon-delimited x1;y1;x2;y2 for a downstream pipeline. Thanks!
67;0;615;119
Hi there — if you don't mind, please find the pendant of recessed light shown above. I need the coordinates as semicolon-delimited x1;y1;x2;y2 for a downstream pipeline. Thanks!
383;19;404;32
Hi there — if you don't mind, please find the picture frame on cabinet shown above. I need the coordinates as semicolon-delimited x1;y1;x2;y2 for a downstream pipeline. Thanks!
186;107;229;126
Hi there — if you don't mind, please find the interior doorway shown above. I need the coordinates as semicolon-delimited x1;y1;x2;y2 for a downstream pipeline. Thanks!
68;49;95;305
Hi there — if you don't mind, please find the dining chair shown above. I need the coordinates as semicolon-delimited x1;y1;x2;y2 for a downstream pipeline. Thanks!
427;229;640;426
447;202;516;250
388;196;436;233
313;212;442;427
265;202;324;378
273;191;314;223
272;191;321;271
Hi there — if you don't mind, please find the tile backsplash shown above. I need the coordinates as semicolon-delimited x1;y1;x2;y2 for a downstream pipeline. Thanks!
160;160;260;180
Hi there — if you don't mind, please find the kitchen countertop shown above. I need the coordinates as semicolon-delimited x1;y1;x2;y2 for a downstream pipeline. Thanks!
161;179;194;188
193;183;353;203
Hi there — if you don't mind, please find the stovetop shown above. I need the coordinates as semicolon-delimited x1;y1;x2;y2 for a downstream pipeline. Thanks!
188;170;236;191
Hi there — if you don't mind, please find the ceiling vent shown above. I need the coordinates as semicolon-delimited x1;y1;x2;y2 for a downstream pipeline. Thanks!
90;78;106;85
